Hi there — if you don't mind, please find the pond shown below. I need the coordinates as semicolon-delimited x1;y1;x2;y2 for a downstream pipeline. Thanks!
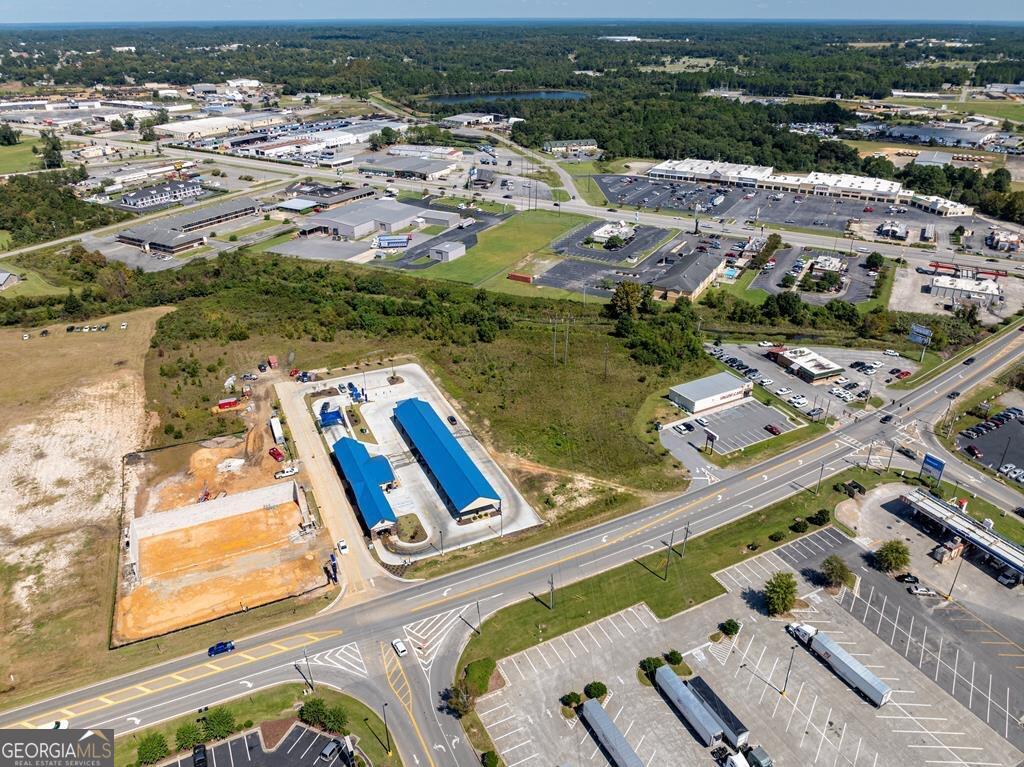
429;90;588;105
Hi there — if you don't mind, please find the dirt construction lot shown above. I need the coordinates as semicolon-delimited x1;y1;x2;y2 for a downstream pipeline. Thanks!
0;308;168;701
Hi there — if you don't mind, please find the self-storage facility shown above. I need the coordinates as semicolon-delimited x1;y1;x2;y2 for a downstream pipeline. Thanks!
668;372;753;415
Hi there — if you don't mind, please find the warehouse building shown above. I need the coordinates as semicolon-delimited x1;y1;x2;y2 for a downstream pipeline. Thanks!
439;112;494;128
119;180;203;209
428;241;466;262
331;437;397;535
388;144;463;160
358;156;457;181
773;347;844;383
297;199;458;240
914;150;955;168
669;372;753;415
885;124;998;148
930;275;1002;307
283;181;375;209
578;700;644;767
651;251;723;301
393;397;501;517
117;197;258;254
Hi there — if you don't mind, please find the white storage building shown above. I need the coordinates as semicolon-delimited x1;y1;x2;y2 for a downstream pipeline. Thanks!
668;372;753;415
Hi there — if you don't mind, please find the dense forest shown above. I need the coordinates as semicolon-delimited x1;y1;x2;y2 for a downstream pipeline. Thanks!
0;172;131;249
2;23;1023;100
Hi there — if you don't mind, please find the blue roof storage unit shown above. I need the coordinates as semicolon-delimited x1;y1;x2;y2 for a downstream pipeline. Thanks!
579;700;644;767
331;437;396;532
320;409;344;428
393;398;500;515
654;666;723;747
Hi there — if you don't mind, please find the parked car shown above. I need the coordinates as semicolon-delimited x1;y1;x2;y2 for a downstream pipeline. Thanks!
964;357;976;365
775;387;792;397
758;340;774;347
908;585;938;597
319;741;342;762
208;641;235;657
896;573;919;584
695;417;709;428
269;447;285;462
765;424;782;435
274;466;299;479
883;349;899;357
999;463;1017;475
966;445;983;458
193;745;208;767
288;368;300;377
682;421;695;432
759;378;774;387
257;363;268;372
896;371;912;380
447;415;458;426
392;639;409;657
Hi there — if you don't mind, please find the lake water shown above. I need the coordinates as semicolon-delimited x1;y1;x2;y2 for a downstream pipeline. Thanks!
429;90;588;105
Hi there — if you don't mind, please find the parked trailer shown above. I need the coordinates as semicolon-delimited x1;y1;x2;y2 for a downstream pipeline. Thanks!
788;623;892;707
579;699;644;767
688;676;750;749
654;666;723;747
375;234;413;249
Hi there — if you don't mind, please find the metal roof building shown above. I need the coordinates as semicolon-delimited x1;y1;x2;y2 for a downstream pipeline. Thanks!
914;150;955;167
579;700;644;767
331;437;397;533
394;398;500;516
669;372;752;415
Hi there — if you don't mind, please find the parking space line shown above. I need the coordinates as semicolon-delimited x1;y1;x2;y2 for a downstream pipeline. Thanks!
596;620;614;642
287;731;307;754
608;616;626;638
300;734;320;759
493;727;524;741
585;625;601;647
559;636;576;659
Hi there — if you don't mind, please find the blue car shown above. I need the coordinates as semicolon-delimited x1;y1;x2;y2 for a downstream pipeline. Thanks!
208;641;235;657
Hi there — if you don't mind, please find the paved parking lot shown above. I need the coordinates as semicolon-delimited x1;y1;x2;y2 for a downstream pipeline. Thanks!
673;398;798;455
592;175;971;243
955;416;1024;478
173;725;358;767
551;221;667;263
477;525;1022;767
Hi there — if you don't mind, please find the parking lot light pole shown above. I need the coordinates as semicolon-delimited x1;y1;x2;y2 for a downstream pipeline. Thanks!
382;702;391;755
815;461;825;495
945;553;965;601
304;648;314;692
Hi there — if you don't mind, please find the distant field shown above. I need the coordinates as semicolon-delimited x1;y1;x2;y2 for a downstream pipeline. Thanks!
426;209;591;285
841;138;1003;164
0;230;10;250
0;141;42;174
639;56;719;73
882;97;1024;123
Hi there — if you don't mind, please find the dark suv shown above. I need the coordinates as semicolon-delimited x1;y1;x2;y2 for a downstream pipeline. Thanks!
193;745;208;767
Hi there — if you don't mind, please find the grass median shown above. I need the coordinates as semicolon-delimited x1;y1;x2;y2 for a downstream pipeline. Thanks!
457;466;887;676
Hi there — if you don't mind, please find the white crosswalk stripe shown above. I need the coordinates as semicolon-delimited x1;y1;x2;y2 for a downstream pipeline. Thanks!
300;642;368;678
403;605;471;674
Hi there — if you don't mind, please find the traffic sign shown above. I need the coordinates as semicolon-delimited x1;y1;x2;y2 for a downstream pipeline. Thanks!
920;453;945;483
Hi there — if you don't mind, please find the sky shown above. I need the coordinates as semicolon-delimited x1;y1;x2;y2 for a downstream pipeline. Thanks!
3;0;1023;24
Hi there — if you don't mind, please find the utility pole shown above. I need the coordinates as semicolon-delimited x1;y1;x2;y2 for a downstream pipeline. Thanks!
680;522;691;558
439;528;444;556
865;441;875;472
476;599;482;633
603;344;609;381
551;318;556;364
664;528;676;580
815;461;825;495
382;702;391;755
999;438;1011;470
887;442;896;472
304;648;314;691
563;317;570;365
945;553;965;601
548;573;555;610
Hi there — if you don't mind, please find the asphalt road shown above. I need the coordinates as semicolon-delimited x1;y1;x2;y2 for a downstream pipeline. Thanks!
3;311;1022;767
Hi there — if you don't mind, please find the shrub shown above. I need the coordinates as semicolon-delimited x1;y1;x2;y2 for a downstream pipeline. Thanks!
444;680;474;718
202;707;236;741
720;618;741;636
764;571;798;616
242;720;253;729
299;697;328;729
322;705;349;734
560;691;582;708
175;722;203;752
639;657;664;678
137;733;169;765
482;752;500;767
809;508;831;526
665;649;683;666
821;554;853;587
790;519;809;534
875;539;910;572
584;681;607;699
229;234;238;242
768;530;787;542
464;657;496;697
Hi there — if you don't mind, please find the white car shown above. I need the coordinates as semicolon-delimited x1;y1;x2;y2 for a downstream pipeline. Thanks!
695;417;709;428
337;539;349;555
120;321;128;330
835;377;849;385
856;247;870;253
274;466;299;479
791;397;808;407
775;387;792;397
757;340;773;348
392;639;408;657
883;349;899;357
759;378;774;387
999;463;1016;475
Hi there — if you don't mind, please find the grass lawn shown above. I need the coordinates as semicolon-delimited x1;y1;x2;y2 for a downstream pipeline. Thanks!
426;209;591;286
857;259;898;314
432;196;509;215
882;97;1024;124
524;168;561;187
244;230;297;253
214;219;279;241
551;188;571;203
0;266;66;298
558;157;653;207
0;140;42;174
422;224;447;235
717;267;769;306
458;467;889;676
477;270;590;302
113;683;402;767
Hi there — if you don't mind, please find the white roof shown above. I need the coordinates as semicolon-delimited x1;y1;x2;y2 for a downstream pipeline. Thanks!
803;172;903;195
649;158;775;182
932;275;1001;295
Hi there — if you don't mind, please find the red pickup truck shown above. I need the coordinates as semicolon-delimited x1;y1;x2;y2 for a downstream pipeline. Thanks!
269;447;285;462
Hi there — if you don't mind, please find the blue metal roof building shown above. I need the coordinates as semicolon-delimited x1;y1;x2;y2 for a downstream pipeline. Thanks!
393;398;501;515
331;437;396;532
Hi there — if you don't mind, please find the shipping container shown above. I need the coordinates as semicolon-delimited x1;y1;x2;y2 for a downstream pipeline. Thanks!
267;355;279;369
217;397;239;410
654;666;723;747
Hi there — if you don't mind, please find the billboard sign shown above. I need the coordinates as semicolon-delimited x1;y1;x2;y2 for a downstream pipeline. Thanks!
704;429;719;444
909;323;933;346
920;453;945;483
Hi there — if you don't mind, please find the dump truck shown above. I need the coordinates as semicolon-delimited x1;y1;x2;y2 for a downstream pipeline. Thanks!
787;623;892;707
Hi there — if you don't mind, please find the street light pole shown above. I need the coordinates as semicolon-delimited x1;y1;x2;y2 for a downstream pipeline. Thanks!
382;702;391;755
815;461;825;495
945;553;965;601
304;648;314;691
